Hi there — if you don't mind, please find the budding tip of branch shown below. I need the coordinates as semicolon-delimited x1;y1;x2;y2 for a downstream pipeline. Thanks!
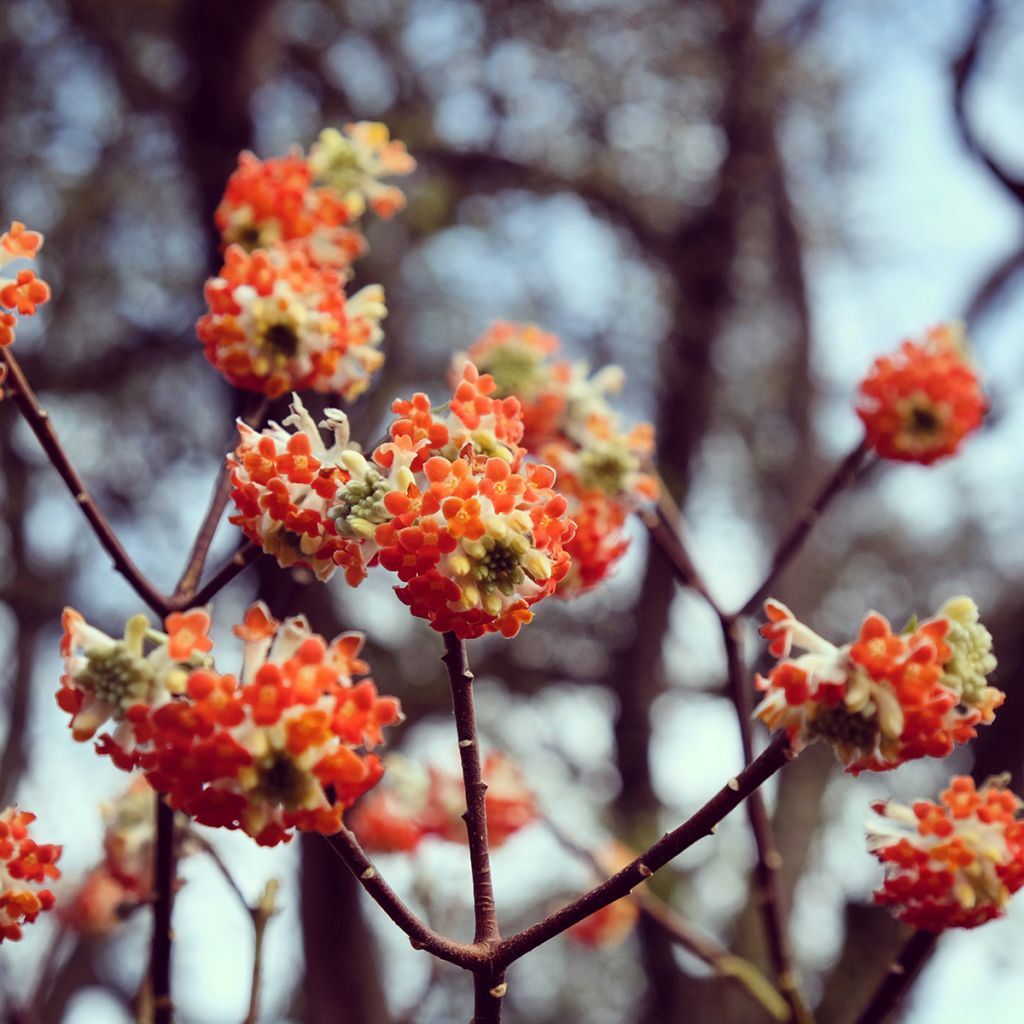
637;862;652;878
459;738;474;748
765;851;783;870
75;492;88;504
727;777;740;791
489;983;508;999
361;866;377;881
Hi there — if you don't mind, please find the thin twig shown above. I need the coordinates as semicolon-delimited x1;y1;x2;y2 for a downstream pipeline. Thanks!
149;797;177;1024
496;733;794;966
244;880;279;1024
855;930;939;1024
720;615;813;1024
173;396;267;602
189;827;251;913
740;440;872;616
0;346;168;615
179;542;260;610
543;818;789;1021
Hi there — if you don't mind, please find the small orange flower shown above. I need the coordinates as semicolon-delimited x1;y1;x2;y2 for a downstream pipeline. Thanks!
165;609;214;661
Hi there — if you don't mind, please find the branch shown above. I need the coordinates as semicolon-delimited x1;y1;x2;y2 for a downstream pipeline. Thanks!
854;930;939;1024
174;541;260;610
322;828;480;970
0;346;168;615
496;732;795;966
952;0;1024;207
719;616;812;1024
739;440;872;616
244;880;279;1024
149;798;177;1024
441;632;500;945
543;818;789;1021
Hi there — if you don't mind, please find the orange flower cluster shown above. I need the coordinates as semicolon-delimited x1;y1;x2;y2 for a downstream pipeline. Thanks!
349;752;537;853
229;362;576;638
197;244;386;399
58;604;401;846
458;321;657;594
1;221;51;352
216;123;414;268
201;123;414;398
566;843;641;948
856;323;986;464
869;776;1024;930
0;808;61;943
754;596;1001;773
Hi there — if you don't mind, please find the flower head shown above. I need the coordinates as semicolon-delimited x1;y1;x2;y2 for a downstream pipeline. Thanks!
754;596;1001;772
198;244;385;399
230;364;576;639
0;808;61;943
458;321;657;595
869;775;1024;929
856;323;986;464
0;221;50;347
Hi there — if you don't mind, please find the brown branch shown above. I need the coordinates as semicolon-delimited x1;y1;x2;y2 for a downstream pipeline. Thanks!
496;732;795;966
720;615;812;1024
149;797;177;1024
0;346;169;616
441;632;500;946
322;829;481;970
854;930;939;1024
174;541;260;610
173;397;267;602
740;440;872;617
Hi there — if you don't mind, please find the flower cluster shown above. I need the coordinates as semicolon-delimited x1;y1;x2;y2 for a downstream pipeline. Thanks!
61;779;177;937
754;596;1001;773
856;323;986;464
229;362;576;638
0;808;61;943
58;603;401;846
1;221;50;355
349;752;537;853
458;321;657;594
216;123;414;267
197;244;386;399
201;124;413;398
869;775;1024;930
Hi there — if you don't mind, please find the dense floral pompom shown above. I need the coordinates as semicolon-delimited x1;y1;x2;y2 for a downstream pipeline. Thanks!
754;596;1001;772
869;775;1024;929
57;604;401;846
1;221;51;350
856;323;986;464
349;752;537;852
0;808;61;943
216;123;414;269
458;321;656;594
197;244;386;399
229;362;576;638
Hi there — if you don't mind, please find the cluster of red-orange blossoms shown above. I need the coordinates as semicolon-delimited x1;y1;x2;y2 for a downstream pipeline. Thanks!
868;776;1024;930
457;321;657;595
0;808;61;943
229;362;575;638
216;123;414;264
58;603;401;846
61;779;185;937
350;752;537;853
0;222;51;367
754;596;1001;773
200;123;413;398
856;322;986;464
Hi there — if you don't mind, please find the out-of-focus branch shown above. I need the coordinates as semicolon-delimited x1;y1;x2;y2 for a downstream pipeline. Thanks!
543;817;789;1021
149;799;177;1024
854;930;939;1024
952;0;1024;206
496;733;795;965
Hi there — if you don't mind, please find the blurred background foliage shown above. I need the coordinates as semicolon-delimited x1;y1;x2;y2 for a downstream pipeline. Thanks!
2;0;1024;1021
